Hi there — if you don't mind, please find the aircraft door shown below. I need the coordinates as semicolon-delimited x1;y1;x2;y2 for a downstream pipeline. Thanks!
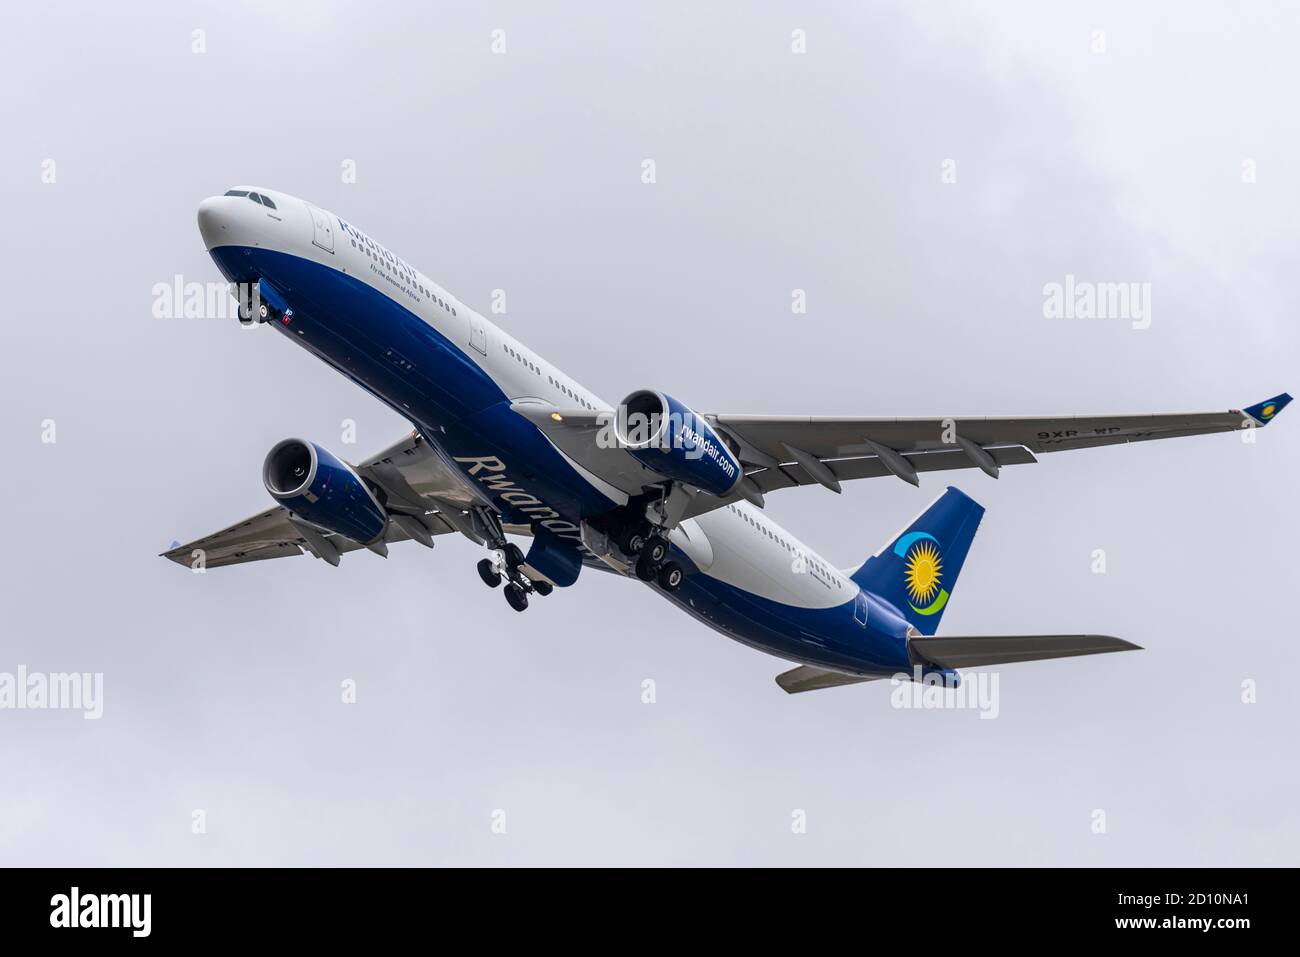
469;314;487;355
305;203;334;253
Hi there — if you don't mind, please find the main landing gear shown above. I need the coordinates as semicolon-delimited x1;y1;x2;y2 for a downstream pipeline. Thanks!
503;580;529;612
628;531;683;593
473;515;552;612
476;557;502;588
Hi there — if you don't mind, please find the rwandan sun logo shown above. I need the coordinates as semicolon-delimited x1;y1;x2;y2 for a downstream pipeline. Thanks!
904;540;943;606
893;532;950;617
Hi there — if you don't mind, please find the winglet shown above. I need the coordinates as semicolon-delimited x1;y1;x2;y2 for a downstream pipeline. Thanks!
1242;393;1291;425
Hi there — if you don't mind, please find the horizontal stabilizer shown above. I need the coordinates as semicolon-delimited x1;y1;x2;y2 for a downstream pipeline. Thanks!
909;633;1140;669
775;665;884;694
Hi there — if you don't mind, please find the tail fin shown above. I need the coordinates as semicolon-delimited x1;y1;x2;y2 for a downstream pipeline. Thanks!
849;486;984;635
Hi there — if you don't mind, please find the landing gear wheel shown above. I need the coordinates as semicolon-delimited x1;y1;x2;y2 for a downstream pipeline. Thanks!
657;561;684;593
476;558;501;588
237;294;260;326
532;580;554;597
635;549;659;582
503;543;526;570
504;582;529;612
619;530;646;556
643;537;668;565
258;301;270;321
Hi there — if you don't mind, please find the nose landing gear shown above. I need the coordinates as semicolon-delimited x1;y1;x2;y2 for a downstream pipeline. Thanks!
233;281;292;326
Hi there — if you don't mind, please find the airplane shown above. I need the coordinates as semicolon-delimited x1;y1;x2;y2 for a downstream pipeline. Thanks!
164;185;1291;694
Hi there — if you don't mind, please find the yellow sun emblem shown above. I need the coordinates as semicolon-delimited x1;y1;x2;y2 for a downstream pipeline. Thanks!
904;541;943;605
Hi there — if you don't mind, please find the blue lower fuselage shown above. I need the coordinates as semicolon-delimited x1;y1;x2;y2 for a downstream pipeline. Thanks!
208;244;914;678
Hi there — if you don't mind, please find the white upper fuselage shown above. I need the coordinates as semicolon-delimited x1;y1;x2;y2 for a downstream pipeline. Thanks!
196;186;857;615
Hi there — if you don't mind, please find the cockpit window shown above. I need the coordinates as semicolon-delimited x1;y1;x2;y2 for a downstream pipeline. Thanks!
237;192;278;209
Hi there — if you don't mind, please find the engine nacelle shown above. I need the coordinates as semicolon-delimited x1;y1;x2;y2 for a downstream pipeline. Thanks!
613;390;743;497
263;439;387;545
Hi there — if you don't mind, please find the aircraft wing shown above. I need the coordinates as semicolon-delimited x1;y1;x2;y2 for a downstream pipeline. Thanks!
161;431;484;570
713;392;1292;493
518;393;1290;515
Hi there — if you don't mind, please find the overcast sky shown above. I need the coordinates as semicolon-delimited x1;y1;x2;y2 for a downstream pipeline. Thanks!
1;1;1296;865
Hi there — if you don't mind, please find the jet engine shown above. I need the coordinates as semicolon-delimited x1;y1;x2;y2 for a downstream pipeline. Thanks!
613;390;743;497
263;438;387;545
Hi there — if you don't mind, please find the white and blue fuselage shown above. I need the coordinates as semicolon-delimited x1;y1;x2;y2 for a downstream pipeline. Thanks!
197;187;917;678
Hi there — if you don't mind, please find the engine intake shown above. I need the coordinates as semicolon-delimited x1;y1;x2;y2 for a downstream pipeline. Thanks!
263;438;387;545
613;390;742;497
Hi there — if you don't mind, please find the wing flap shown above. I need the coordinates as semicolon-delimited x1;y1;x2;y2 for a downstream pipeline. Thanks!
190;542;305;568
746;444;1036;494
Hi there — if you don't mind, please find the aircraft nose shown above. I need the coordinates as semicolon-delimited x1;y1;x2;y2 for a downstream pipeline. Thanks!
196;195;234;250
